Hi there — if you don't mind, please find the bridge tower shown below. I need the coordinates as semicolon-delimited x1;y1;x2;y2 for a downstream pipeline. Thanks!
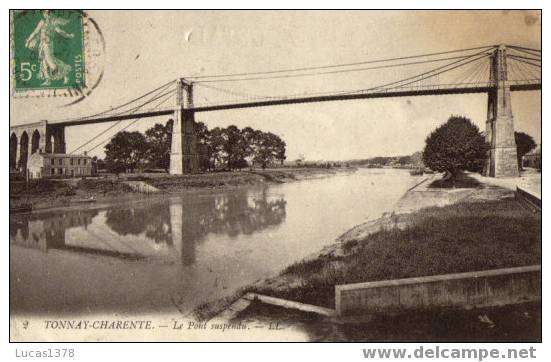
484;45;519;177
169;78;199;174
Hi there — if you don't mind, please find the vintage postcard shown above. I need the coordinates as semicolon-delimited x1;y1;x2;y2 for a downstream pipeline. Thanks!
9;10;541;343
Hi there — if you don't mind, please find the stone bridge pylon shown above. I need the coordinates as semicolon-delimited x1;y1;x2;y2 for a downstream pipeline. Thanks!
484;45;520;178
169;78;199;174
9;120;66;172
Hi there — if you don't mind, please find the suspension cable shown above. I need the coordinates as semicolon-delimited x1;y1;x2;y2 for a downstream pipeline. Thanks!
69;88;175;154
55;79;175;124
194;51;495;84
85;90;176;154
192;51;493;108
508;56;542;68
185;45;496;80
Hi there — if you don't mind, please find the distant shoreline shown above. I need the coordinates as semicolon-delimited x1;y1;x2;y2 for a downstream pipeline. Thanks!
9;167;357;213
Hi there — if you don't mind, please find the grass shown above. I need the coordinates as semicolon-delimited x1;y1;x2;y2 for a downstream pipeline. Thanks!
76;179;134;194
247;197;541;309
10;179;66;194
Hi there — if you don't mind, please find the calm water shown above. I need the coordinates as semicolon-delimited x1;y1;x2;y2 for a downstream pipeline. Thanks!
10;169;421;316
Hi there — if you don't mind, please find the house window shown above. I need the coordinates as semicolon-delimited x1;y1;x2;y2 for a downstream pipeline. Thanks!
51;158;55;165
70;158;74;166
58;158;63;165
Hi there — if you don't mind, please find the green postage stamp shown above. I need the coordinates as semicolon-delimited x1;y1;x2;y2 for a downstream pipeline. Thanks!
10;10;88;97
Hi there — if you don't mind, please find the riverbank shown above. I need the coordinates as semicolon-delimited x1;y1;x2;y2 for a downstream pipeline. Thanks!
195;172;541;336
9;167;356;212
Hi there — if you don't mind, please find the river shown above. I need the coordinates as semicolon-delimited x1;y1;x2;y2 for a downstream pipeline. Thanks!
10;168;423;317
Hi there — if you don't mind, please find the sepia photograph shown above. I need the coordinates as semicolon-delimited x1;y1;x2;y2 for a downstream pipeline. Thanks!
8;9;541;344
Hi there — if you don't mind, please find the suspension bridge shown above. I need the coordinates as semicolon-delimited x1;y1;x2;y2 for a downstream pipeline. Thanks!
10;44;541;177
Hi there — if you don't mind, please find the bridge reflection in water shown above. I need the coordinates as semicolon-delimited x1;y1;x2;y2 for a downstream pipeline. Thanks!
9;187;287;266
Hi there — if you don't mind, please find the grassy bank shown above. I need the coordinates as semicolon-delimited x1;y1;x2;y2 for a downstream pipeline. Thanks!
9;167;355;211
243;193;541;309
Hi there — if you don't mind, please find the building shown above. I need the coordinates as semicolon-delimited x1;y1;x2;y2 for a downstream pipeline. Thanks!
27;151;95;179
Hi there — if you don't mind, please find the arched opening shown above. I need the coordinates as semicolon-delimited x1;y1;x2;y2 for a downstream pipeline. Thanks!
31;129;41;154
9;133;17;171
18;131;29;171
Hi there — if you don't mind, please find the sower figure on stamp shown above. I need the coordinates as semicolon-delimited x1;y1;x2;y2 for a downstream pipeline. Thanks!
25;10;74;86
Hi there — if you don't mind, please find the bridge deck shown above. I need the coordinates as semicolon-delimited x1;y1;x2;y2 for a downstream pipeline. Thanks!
46;82;540;127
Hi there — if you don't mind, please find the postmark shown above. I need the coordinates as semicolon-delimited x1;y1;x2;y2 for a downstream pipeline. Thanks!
10;10;104;100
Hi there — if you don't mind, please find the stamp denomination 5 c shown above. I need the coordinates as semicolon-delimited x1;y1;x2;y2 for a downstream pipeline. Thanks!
11;10;90;98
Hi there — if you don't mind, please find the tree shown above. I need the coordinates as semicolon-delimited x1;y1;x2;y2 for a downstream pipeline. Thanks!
242;127;265;168
253;132;285;169
515;131;537;170
422;116;489;181
208;127;226;170
275;138;287;165
221;125;247;170
104;131;148;174
144;120;172;172
195;122;212;172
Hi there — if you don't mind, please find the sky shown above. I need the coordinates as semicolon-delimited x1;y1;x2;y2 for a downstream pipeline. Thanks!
10;10;541;161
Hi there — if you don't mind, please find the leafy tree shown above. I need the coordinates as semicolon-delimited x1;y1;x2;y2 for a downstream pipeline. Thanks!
515;131;537;170
144;120;173;172
275;138;287;165
222;125;247;170
208;127;226;170
113;121;289;173
242;127;261;166
422;116;489;181
104;131;148;174
253;131;284;169
195;122;212;171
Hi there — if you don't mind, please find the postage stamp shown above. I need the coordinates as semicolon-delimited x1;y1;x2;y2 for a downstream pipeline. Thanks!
10;10;100;98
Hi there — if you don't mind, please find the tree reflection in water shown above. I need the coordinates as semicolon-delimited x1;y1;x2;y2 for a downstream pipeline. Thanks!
104;187;287;264
10;187;287;266
10;209;99;252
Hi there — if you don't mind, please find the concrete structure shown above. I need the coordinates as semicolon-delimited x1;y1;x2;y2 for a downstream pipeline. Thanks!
516;186;541;212
169;79;199;174
335;265;541;316
484;45;520;177
27;151;93;179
